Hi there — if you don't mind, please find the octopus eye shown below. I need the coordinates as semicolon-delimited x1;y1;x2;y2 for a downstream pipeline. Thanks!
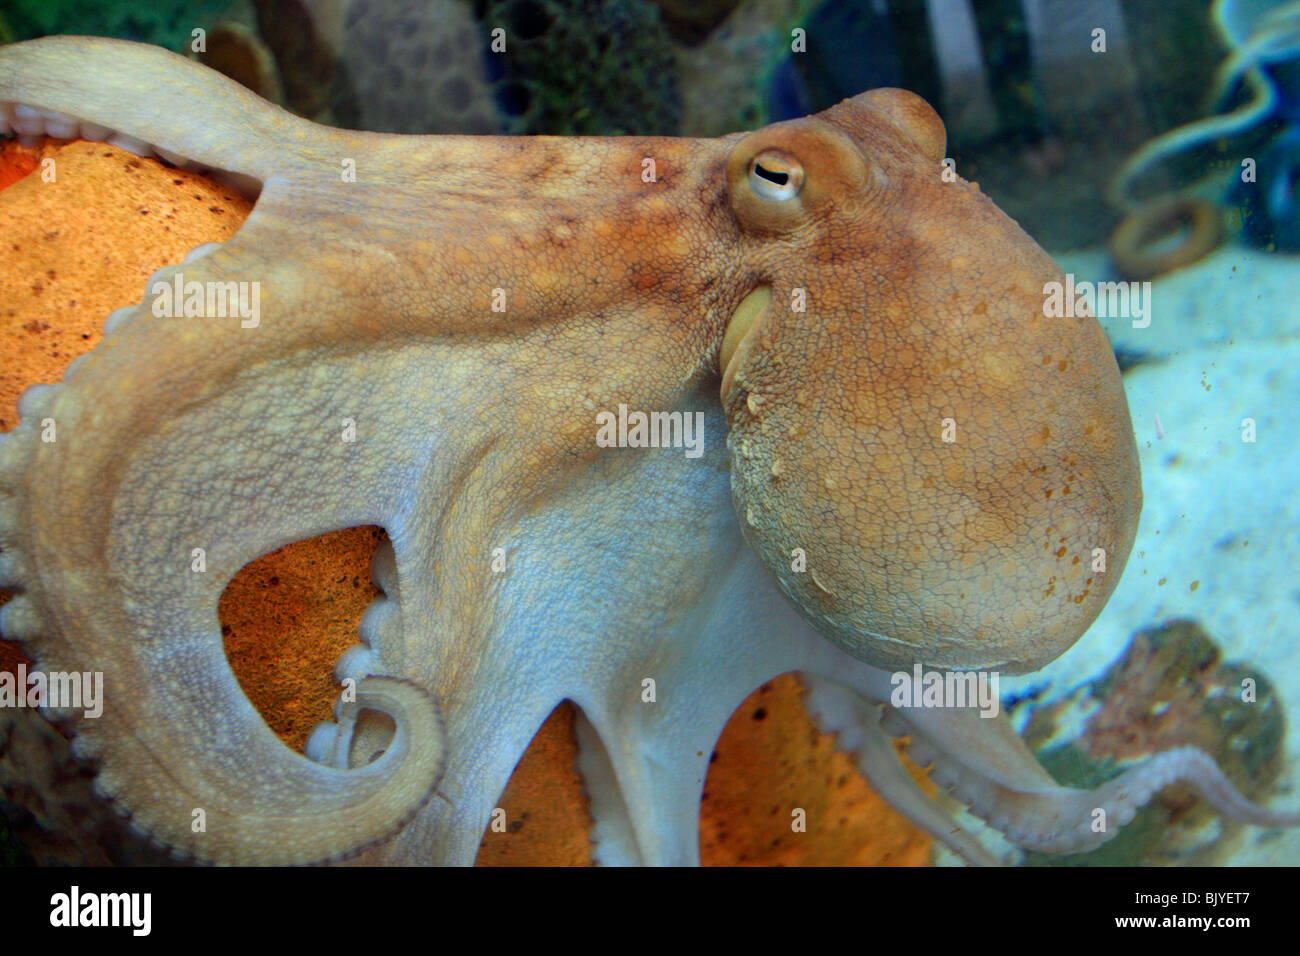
748;150;803;201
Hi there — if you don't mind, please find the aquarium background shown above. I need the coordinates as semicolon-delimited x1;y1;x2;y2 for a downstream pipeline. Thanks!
1;0;1297;866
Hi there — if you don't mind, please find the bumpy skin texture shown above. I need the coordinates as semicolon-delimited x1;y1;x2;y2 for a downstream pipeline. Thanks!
721;91;1141;673
0;37;1296;866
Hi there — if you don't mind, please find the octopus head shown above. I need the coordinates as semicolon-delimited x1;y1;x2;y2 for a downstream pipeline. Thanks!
719;89;1141;675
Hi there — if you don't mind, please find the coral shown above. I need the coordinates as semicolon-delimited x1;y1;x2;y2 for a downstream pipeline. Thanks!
478;0;682;135
331;0;502;133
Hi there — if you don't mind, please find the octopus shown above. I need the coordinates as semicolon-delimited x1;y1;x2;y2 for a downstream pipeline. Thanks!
0;36;1297;866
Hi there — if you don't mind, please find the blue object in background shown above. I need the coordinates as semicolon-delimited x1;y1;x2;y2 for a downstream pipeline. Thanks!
768;57;813;122
1272;57;1300;121
1231;125;1300;250
767;0;904;123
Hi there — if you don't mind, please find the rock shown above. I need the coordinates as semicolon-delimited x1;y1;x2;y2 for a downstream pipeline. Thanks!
1016;619;1286;865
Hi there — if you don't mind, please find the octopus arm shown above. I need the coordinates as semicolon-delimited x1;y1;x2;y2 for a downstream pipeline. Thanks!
801;650;1300;861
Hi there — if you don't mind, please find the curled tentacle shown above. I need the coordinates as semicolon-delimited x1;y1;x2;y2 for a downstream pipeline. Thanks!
0;133;451;863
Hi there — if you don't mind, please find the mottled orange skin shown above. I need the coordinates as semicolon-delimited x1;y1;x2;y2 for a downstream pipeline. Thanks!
720;91;1140;673
0;37;1141;865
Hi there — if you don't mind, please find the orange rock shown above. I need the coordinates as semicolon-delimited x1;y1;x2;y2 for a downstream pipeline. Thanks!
0;139;250;428
0;138;932;866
